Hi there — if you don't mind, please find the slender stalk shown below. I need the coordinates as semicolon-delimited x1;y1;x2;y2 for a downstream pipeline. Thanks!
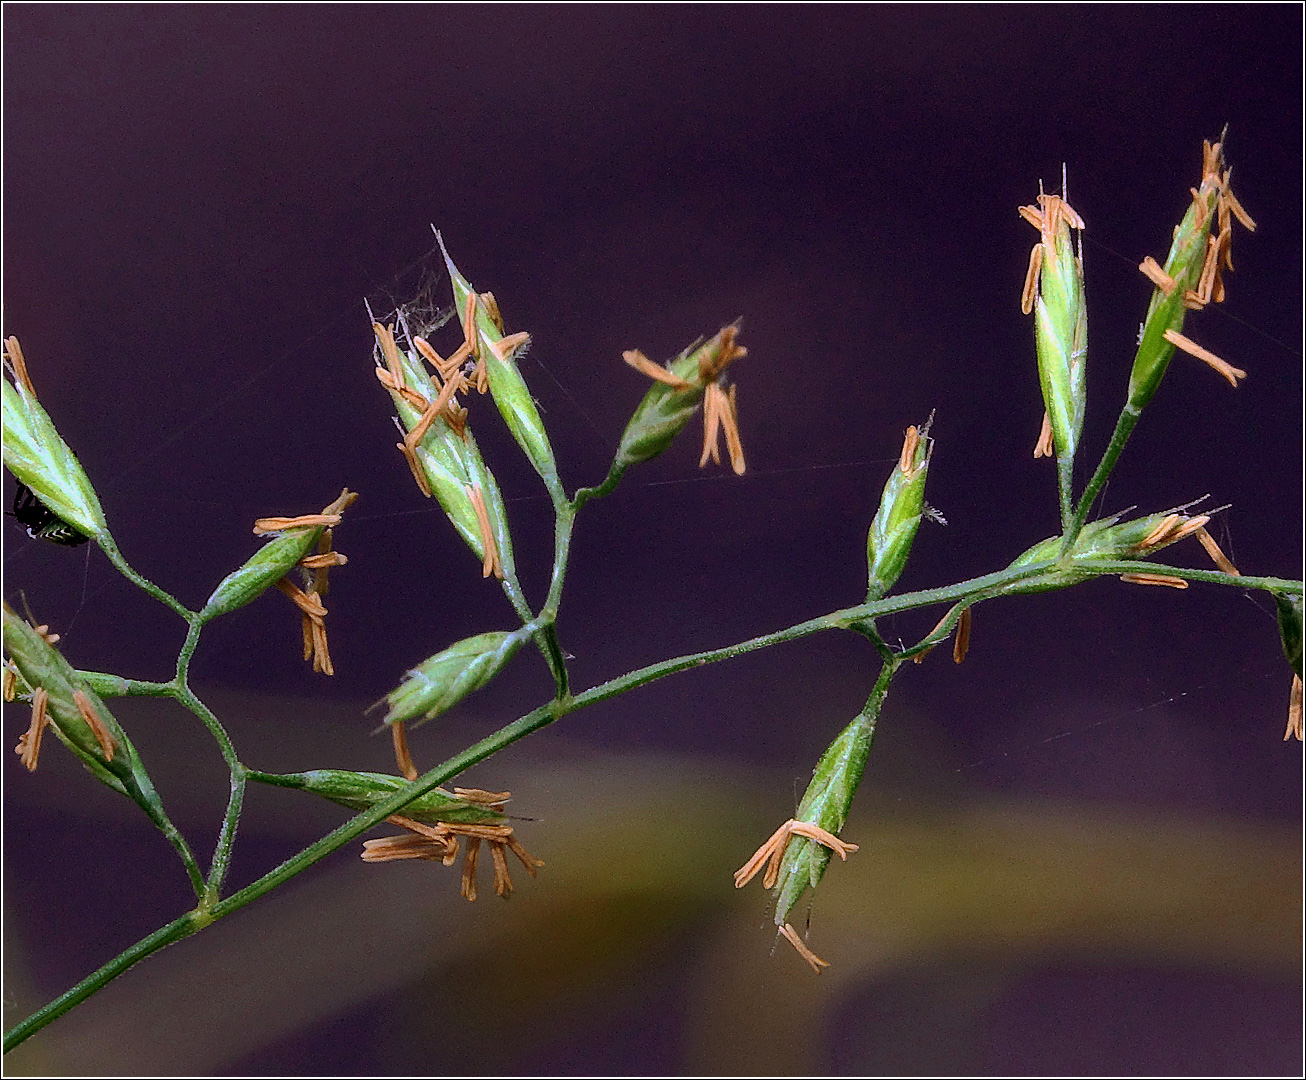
502;479;576;698
139;800;207;900
169;685;247;897
4;546;1296;1052
530;500;578;698
2;910;208;1053
497;566;535;626
170;685;244;781
1062;404;1141;554
173;618;204;684
73;672;175;697
1069;561;1300;593
205;768;246;902
502;566;568;695
572;462;626;512
543;502;576;621
96;532;193;621
1057;452;1075;533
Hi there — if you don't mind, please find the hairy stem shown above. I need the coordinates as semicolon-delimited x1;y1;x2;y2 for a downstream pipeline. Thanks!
5;551;1296;1052
96;531;193;622
171;685;247;899
2;911;208;1053
1062;404;1141;554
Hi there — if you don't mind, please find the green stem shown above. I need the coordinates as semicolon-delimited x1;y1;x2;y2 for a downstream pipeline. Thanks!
73;671;174;697
502;479;576;698
489;530;566;694
531;500;578;698
139;799;207;900
174;619;204;684
1057;451;1075;533
571;461;626;512
2;910;209;1053
1062;404;1141;554
8;554;1297;1053
497;567;534;625
544;502;576;621
1071;561;1300;593
170;685;246;897
96;531;193;621
43;537;207;894
206;769;246;903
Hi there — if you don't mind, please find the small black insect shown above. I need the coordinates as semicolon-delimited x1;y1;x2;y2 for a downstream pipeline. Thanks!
10;482;90;546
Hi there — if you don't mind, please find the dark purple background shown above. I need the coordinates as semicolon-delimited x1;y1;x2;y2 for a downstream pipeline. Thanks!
4;6;1302;1075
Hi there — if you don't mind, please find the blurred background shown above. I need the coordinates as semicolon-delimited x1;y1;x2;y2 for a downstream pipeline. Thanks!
3;6;1301;1075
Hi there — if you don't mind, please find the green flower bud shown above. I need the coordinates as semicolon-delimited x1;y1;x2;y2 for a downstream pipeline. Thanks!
1129;138;1254;411
770;711;875;928
3;603;167;820
866;420;932;600
614;324;746;471
1003;508;1211;595
374;321;514;579
437;236;561;495
200;489;356;620
3;339;106;541
202;528;321;620
383;628;526;727
614;342;705;469
247;769;507;826
1021;194;1087;469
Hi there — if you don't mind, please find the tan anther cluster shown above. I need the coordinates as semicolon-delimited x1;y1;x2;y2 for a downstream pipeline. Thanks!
1122;509;1242;587
1018;189;1086;316
1138;256;1177;296
624;324;747;475
1137;138;1256;383
1125;510;1239;575
913;603;970;665
1194;527;1239;576
258;489;357;675
1033;410;1055;459
372;297;521;579
1185;137;1256;312
73;690;116;760
952;606;973;663
10;614;77;772
4;335;37;395
1286;676;1303;742
778;923;830;973
623;349;692;390
734;818;857;972
898;425;921;474
373;320;469;498
361;811;544;902
1130;512;1210;554
465;484;503;579
391;719;418;781
1161;330;1246;388
1119;572;1188;589
14;686;49;772
734;818;859;891
697;326;747;475
363;736;541;898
